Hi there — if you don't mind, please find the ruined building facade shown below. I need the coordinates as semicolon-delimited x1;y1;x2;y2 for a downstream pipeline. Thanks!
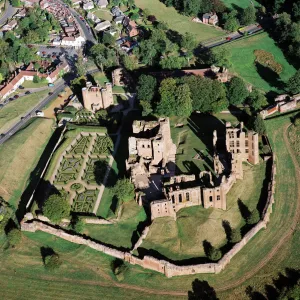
82;81;114;112
225;122;259;165
126;119;260;220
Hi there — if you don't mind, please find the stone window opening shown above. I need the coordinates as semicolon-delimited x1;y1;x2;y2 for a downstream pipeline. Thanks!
245;140;249;147
245;149;249;153
147;145;150;148
209;196;213;202
186;192;190;201
236;141;240;147
230;141;234;147
171;195;175;204
217;195;220;200
179;194;182;203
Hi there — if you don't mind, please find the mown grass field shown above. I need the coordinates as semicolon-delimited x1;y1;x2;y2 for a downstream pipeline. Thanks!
93;9;113;21
22;81;49;89
140;162;266;260
222;0;260;9
0;90;48;134
135;0;224;42
1;113;299;299
221;32;296;92
0;118;54;208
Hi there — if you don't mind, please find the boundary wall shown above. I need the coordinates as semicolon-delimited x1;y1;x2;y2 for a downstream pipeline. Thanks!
21;139;277;277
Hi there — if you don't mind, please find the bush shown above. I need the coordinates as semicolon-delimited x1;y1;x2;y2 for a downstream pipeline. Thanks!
44;254;61;271
111;178;135;202
112;259;128;281
208;246;222;261
43;194;71;223
70;216;85;233
33;75;40;83
247;209;260;225
253;114;266;135
7;228;22;247
229;228;242;244
254;50;283;74
294;116;300;126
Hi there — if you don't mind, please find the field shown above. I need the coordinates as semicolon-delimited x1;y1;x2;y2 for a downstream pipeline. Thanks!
0;90;48;134
0;118;54;208
139;162;266;260
222;0;260;9
221;32;296;92
135;0;224;42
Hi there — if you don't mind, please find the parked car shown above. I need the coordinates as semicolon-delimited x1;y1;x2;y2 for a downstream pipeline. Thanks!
42;51;46;55
18;85;24;89
48;83;54;87
25;91;31;95
226;36;232;41
48;92;53;95
14;95;19;99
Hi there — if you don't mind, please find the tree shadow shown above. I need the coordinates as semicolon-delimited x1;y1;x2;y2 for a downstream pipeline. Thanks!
222;220;232;241
188;279;219;300
182;160;201;175
202;239;213;257
245;286;267;300
130;217;151;249
238;199;251;221
40;247;55;263
255;62;284;90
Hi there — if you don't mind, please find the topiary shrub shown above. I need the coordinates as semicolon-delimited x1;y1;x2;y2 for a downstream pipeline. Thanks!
112;259;128;281
208;246;222;261
247;208;260;225
229;228;242;244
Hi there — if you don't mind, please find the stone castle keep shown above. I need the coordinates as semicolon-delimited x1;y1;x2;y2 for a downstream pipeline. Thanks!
125;118;260;220
82;81;114;112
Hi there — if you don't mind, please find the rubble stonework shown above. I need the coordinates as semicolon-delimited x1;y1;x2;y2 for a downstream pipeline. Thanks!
82;82;114;112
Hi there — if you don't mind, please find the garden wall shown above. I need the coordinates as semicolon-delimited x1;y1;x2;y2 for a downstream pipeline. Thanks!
21;142;277;277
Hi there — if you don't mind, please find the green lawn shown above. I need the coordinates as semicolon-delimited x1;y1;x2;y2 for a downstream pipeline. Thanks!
22;80;49;89
222;0;260;9
221;32;296;92
86;200;147;249
93;9;113;21
135;0;224;42
0;118;54;209
92;71;110;85
0;91;48;134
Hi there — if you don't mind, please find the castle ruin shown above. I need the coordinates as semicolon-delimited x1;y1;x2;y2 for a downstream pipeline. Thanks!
82;81;114;112
126;118;260;220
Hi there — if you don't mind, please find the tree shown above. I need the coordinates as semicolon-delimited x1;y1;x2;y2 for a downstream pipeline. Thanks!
229;228;242;243
253;114;266;135
224;17;240;32
121;54;138;71
33;75;40;83
247;89;268;110
247;209;260;225
102;32;116;46
159;56;187;69
11;0;21;7
71;216;85;233
293;1;300;21
130;12;140;21
240;5;256;25
183;0;200;16
111;178;135;202
0;73;3;82
140;100;153;116
44;253;62;271
180;32;197;52
136;74;157;102
136;40;158;65
273;0;285;13
75;55;86;77
43;194;71;223
208;246;222;261
7;228;22;247
227;77;248;106
209;47;231;67
156;78;192;117
287;69;300;94
91;44;118;72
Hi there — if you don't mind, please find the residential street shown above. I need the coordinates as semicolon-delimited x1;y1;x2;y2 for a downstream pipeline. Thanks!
0;3;17;26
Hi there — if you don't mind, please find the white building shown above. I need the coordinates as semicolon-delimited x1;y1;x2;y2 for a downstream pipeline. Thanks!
95;20;111;32
61;35;85;47
83;1;94;10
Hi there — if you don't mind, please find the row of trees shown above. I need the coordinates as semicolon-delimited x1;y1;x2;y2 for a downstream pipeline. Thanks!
137;73;268;118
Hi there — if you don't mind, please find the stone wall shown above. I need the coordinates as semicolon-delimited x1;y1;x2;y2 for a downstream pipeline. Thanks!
21;140;277;277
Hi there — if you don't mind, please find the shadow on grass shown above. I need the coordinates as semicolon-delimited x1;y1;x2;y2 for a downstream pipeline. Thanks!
188;278;219;300
255;62;284;90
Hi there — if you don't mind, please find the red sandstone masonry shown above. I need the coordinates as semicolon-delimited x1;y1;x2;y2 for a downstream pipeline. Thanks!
21;142;276;277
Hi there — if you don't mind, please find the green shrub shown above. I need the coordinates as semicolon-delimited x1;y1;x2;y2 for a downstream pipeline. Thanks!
254;49;283;74
229;228;242;244
208;246;222;261
44;254;61;271
111;178;135;202
247;209;260;225
7;228;22;247
43;194;71;223
294;117;300;127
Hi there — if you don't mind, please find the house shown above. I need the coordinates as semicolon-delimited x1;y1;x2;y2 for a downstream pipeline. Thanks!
126;20;139;37
97;0;108;8
114;15;124;24
61;35;85;47
15;8;27;18
202;12;218;25
121;40;138;52
95;20;111;32
23;0;40;7
111;6;123;17
105;28;118;36
1;20;18;32
83;1;94;10
72;0;82;6
122;16;130;27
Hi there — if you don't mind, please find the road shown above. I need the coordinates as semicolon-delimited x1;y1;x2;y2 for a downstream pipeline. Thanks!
0;2;17;26
0;81;67;145
201;24;263;49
